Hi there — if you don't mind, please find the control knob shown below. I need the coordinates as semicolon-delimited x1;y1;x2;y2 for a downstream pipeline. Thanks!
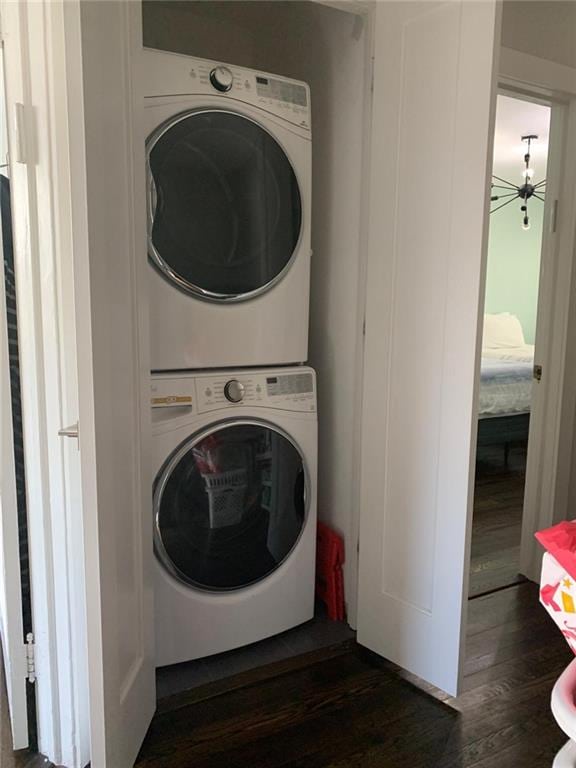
209;66;234;92
224;379;244;403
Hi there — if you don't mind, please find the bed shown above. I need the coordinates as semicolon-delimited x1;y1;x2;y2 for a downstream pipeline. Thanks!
477;314;535;461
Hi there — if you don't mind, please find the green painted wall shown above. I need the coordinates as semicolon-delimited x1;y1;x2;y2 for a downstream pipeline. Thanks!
484;195;544;344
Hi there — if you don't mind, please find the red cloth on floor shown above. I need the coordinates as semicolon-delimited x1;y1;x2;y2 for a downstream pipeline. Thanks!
316;522;345;621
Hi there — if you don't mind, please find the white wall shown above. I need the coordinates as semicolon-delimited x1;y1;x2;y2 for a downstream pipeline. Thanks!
142;0;368;619
501;1;576;70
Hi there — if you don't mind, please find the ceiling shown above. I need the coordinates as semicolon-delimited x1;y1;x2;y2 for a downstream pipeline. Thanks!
492;95;551;184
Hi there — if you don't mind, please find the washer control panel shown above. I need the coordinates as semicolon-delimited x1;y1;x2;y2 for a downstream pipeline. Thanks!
224;379;245;403
151;369;316;415
196;370;315;413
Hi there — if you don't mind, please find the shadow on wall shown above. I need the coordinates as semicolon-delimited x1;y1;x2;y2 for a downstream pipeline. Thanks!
501;0;576;70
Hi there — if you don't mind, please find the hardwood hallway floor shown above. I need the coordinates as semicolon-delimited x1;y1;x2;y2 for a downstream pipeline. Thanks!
469;444;527;598
137;582;569;768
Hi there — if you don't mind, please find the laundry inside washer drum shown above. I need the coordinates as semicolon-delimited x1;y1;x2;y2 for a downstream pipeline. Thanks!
148;111;302;297
154;424;307;591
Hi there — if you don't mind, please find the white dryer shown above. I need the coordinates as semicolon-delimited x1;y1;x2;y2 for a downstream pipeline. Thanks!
151;366;317;666
144;49;312;371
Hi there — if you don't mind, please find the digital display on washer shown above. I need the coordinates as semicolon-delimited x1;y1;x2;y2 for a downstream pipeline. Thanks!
266;373;313;397
256;76;307;107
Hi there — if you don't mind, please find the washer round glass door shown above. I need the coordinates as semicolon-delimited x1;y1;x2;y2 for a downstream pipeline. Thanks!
154;422;308;591
147;110;303;301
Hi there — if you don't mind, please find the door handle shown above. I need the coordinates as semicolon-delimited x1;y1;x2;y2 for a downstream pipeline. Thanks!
58;422;79;439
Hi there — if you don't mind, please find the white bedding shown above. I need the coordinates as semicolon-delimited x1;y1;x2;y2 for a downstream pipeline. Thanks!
479;345;534;417
481;344;534;364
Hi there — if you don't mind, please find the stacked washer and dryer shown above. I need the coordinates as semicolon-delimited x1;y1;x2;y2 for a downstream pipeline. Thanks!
144;48;318;666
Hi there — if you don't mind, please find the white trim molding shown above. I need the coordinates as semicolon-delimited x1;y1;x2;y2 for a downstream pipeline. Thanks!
500;46;576;98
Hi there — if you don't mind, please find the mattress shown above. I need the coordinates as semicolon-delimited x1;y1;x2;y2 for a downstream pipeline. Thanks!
479;345;534;418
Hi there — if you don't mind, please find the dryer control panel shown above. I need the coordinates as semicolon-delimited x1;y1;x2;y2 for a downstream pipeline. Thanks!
144;48;311;132
151;368;316;415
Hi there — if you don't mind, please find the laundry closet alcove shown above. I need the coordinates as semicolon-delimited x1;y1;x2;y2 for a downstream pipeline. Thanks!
142;0;371;645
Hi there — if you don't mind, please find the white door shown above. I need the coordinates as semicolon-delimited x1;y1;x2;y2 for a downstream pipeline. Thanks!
0;25;28;749
64;1;155;765
0;200;28;750
357;0;500;695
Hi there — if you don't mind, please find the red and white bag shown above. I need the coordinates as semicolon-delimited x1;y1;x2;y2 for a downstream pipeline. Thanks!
537;521;576;654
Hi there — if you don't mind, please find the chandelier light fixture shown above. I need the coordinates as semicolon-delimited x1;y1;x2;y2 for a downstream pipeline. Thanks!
490;134;546;230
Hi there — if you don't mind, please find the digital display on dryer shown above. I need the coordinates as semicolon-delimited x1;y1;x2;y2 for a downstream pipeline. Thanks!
256;76;307;107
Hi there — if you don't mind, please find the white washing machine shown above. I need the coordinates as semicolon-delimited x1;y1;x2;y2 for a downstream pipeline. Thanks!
151;366;317;666
144;48;312;371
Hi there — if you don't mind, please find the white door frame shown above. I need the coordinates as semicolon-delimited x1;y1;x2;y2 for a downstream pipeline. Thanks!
497;48;576;582
346;6;375;630
307;0;375;631
0;2;89;765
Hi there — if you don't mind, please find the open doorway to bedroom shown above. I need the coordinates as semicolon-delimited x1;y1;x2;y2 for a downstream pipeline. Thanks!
469;93;551;599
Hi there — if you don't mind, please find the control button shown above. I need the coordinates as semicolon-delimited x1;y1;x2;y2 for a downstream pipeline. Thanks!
224;379;244;403
209;66;233;92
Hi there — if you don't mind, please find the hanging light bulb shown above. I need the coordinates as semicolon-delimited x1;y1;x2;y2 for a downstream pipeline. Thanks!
490;135;546;227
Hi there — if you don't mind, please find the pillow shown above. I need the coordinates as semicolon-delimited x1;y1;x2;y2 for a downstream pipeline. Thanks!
483;313;526;349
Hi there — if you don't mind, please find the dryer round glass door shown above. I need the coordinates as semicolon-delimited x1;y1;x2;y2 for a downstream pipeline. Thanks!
154;422;308;591
147;110;303;301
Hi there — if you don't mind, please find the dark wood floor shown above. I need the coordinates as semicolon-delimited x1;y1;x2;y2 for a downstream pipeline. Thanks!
469;445;527;598
157;609;355;699
4;443;565;768
136;581;570;768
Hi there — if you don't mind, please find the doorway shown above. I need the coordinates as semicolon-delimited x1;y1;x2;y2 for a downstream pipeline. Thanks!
469;93;551;599
142;0;363;703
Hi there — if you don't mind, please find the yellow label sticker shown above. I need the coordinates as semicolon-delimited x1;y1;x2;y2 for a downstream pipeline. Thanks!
151;395;192;407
